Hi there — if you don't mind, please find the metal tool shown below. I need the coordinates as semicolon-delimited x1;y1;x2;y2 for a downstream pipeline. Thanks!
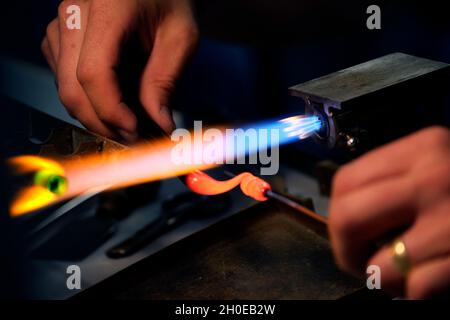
290;53;450;153
106;192;230;258
222;170;327;223
264;189;327;224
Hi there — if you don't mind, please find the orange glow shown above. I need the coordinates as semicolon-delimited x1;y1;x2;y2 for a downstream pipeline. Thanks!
186;170;271;201
9;156;65;175
8;156;66;216
9;135;218;216
62;138;215;194
10;186;57;217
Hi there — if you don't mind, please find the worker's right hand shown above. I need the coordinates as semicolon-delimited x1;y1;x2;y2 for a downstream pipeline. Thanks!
329;126;450;299
42;0;198;141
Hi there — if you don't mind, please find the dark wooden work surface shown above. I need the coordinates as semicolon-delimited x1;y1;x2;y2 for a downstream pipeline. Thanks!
75;200;368;300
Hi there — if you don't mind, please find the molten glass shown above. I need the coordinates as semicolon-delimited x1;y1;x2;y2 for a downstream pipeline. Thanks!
186;170;271;201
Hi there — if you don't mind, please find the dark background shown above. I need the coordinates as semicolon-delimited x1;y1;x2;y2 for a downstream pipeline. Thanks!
1;0;449;123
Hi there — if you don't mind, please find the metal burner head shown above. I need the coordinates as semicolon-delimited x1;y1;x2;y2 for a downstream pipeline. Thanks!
289;53;450;154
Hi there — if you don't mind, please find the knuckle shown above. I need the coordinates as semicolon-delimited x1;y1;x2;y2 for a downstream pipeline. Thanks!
148;77;176;93
140;77;175;109
407;270;430;299
62;102;77;118
165;17;199;52
58;1;68;17
59;0;88;20
46;21;56;37
414;162;450;196
40;38;48;54
89;0;106;14
179;23;199;47
331;165;353;194
58;85;81;108
420;126;450;149
95;108;115;125
76;63;97;86
409;126;450;173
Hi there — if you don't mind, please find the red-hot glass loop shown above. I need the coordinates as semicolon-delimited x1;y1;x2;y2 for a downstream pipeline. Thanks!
185;170;271;201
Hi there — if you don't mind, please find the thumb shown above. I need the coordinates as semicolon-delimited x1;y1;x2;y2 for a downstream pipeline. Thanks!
140;18;198;134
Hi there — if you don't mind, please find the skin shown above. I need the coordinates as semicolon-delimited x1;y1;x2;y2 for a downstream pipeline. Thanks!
43;1;450;299
42;0;198;141
329;126;450;299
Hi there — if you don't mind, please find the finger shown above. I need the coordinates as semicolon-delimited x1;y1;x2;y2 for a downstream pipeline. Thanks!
368;199;450;297
333;127;450;198
77;0;137;135
407;255;450;299
41;37;56;72
46;19;60;66
56;1;116;139
140;14;198;134
329;175;416;274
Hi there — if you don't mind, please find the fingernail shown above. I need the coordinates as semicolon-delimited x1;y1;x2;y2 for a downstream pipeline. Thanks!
159;105;172;117
159;106;176;133
118;129;138;143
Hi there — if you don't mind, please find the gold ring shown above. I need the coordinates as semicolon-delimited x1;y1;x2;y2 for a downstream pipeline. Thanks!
391;239;411;276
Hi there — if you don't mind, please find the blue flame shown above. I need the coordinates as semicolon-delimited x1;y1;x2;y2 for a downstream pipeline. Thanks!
227;115;323;160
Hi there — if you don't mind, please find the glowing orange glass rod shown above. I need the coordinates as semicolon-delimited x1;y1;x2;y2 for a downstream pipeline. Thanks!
185;170;271;201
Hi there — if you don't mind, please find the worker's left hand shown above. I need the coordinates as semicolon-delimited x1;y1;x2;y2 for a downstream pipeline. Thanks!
42;0;198;141
329;126;450;299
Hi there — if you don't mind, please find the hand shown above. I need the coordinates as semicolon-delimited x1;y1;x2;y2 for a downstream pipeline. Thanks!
329;126;450;299
42;0;198;141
